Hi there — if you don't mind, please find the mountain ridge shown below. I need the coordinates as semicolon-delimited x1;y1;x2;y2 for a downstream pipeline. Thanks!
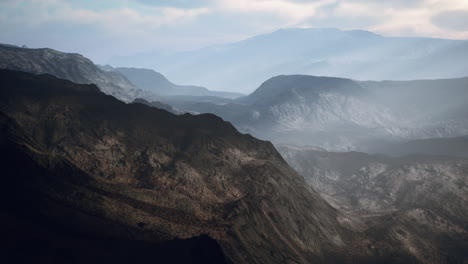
179;74;468;151
101;65;243;98
0;44;157;103
0;69;370;264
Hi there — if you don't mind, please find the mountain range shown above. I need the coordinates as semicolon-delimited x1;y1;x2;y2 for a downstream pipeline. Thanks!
109;28;468;93
0;44;238;104
176;74;468;151
100;65;242;98
1;32;468;263
4;42;467;153
5;68;465;263
0;44;153;103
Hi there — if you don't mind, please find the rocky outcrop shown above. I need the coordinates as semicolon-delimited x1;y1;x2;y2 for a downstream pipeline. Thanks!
278;145;468;263
0;44;157;102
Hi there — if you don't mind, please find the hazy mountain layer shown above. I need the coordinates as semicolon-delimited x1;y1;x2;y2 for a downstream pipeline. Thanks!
0;44;157;102
369;135;468;158
109;28;468;93
102;66;242;98
278;145;468;263
181;74;468;151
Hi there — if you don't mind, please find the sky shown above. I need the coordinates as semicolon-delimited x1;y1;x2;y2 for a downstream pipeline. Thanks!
1;0;468;63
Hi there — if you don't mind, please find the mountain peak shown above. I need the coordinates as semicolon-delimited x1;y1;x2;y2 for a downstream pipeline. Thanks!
245;74;363;104
272;27;381;37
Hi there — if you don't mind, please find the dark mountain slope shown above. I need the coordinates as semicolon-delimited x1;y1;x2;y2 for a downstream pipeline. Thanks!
0;44;156;102
0;69;401;263
131;98;181;114
0;118;229;264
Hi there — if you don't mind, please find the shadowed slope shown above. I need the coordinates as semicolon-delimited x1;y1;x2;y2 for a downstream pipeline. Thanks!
0;69;367;263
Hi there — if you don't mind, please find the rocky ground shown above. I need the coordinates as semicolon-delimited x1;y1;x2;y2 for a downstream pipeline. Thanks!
279;145;468;263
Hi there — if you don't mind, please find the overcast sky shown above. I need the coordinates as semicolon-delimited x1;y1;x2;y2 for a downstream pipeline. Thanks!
1;0;468;63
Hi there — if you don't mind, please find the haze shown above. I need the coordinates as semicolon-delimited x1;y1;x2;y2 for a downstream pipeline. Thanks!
1;0;468;63
2;0;468;263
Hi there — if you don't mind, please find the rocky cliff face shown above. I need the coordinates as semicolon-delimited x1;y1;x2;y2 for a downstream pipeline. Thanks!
0;69;380;264
0;44;157;102
278;145;468;263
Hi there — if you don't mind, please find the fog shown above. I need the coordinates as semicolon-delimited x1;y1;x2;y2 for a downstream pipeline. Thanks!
143;74;468;155
96;27;468;156
109;28;468;93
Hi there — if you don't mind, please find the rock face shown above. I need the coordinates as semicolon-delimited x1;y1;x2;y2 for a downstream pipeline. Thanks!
184;74;468;151
1;69;372;264
0;44;157;102
278;145;468;263
109;28;468;93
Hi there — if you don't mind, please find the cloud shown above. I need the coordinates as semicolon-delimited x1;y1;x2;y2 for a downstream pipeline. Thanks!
132;0;212;8
432;10;468;31
215;0;334;23
0;0;209;35
325;0;468;39
0;0;211;62
209;0;468;39
1;0;467;63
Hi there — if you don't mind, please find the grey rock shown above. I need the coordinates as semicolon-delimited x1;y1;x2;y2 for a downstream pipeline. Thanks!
0;44;158;103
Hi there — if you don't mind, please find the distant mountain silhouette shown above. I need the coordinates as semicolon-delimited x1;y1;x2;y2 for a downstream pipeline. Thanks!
109;28;468;93
102;66;243;98
369;135;468;158
0;44;241;106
